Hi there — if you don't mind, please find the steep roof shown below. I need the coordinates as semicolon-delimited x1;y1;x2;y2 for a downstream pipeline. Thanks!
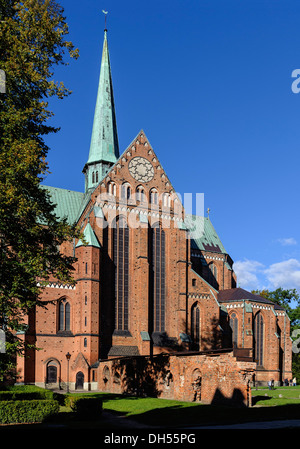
218;287;285;310
86;29;119;168
185;215;227;254
42;186;228;257
76;222;101;248
42;185;85;225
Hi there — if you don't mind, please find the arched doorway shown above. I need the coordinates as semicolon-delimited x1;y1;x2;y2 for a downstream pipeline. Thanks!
46;359;59;385
47;365;57;384
75;371;84;390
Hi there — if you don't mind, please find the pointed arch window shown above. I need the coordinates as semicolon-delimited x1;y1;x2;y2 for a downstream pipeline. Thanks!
136;186;145;202
108;182;117;196
209;263;217;279
151;223;165;332
58;299;71;332
121;183;131;201
191;304;200;350
150;189;158;205
229;312;238;348
113;216;129;331
162;193;170;208
254;312;264;366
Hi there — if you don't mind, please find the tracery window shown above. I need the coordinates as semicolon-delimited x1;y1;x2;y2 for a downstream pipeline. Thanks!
210;263;217;279
151;223;165;332
150;188;158;205
191;304;200;350
113;216;129;331
162;193;171;208
136;186;145;202
108;182;117;196
121;183;131;201
229;312;238;348
254;312;264;366
58;299;70;331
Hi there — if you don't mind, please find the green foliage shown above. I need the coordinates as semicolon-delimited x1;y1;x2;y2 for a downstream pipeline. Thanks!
0;399;59;423
252;288;300;380
0;389;54;401
0;384;66;404
66;396;103;418
252;288;300;331
0;0;81;378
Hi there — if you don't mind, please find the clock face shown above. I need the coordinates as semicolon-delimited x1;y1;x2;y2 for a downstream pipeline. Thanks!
128;157;154;183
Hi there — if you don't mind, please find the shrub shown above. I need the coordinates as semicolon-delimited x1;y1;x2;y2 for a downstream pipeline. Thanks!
0;399;59;424
66;396;102;419
0;391;54;401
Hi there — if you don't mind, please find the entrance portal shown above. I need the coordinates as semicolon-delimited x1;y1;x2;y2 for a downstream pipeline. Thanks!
75;371;84;389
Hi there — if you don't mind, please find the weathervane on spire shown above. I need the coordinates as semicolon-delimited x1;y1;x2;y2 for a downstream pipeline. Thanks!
102;10;108;31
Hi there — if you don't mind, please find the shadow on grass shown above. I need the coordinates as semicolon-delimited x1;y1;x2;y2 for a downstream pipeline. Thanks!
129;402;300;428
2;393;300;430
251;395;272;406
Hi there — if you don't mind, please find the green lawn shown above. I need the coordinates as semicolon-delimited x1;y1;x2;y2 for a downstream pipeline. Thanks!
3;385;300;428
60;386;300;428
251;386;300;406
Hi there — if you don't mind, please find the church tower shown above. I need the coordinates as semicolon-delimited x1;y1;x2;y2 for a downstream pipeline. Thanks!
82;28;119;193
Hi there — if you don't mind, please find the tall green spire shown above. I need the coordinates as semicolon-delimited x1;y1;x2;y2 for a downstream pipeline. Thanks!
83;29;119;192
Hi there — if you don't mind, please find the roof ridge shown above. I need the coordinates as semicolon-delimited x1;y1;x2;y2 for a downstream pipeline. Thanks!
42;184;84;195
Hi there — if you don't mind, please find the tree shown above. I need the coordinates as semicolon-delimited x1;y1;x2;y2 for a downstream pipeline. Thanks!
252;288;300;332
0;0;80;379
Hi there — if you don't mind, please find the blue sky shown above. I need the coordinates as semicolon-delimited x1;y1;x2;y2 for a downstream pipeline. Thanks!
43;0;300;293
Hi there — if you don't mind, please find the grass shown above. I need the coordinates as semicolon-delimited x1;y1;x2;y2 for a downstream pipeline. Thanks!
59;386;300;428
251;386;300;406
2;385;300;428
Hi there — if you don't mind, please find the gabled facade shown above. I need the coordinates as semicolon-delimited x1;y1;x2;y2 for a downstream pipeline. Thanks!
16;29;292;392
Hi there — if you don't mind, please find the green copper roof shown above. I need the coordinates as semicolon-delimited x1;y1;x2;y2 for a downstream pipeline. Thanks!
76;222;101;248
42;187;226;256
42;186;85;225
87;30;119;166
185;215;227;254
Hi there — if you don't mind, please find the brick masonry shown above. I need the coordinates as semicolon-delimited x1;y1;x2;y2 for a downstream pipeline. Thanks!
96;351;255;406
16;132;292;400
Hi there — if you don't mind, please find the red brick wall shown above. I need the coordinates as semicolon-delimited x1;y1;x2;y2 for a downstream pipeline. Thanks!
97;351;255;406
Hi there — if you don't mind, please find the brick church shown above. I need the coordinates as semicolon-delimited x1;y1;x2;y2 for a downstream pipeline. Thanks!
17;29;292;402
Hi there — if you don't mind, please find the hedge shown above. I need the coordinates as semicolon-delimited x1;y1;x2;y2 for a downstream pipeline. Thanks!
0;391;54;401
66;396;103;418
0;400;59;424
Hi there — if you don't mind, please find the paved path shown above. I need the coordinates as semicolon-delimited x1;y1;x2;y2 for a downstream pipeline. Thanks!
187;419;300;429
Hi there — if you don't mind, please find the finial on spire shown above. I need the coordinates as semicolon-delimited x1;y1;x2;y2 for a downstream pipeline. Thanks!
102;10;108;31
207;208;210;219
